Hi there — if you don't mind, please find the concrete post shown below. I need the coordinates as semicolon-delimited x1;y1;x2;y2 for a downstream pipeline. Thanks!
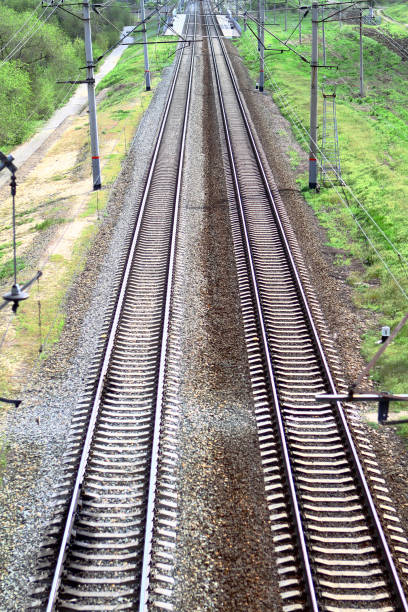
359;9;364;96
141;0;151;90
321;4;326;64
257;0;260;51
259;0;264;91
309;2;318;189
83;0;101;190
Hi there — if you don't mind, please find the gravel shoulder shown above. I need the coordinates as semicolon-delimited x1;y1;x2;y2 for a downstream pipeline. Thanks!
0;64;174;610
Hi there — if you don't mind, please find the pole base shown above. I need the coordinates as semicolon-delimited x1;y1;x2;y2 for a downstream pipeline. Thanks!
93;183;102;191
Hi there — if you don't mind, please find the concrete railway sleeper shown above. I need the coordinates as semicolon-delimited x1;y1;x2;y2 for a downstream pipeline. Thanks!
204;1;408;610
28;7;196;611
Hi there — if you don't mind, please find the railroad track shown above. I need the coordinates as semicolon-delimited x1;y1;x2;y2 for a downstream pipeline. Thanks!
204;3;408;610
29;9;196;611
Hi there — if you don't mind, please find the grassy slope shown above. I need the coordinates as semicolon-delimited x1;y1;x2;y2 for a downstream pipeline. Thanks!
235;9;408;428
384;3;408;23
0;32;176;402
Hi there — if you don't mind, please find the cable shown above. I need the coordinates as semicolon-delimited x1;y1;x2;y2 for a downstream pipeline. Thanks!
0;4;54;65
373;26;408;60
93;6;124;34
0;312;14;356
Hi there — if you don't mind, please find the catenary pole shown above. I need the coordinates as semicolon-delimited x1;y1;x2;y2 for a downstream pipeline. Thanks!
309;2;318;189
321;4;326;64
141;0;151;90
257;0;261;51
83;0;101;190
359;8;364;96
259;0;265;91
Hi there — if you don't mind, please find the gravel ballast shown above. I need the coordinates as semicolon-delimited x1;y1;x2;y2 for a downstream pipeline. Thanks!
171;38;279;610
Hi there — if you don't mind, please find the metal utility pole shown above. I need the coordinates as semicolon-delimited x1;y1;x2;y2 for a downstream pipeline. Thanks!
321;85;342;185
284;0;287;31
321;4;326;64
273;2;276;25
83;0;101;190
257;0;261;51
309;2;319;189
259;0;265;91
141;0;151;91
359;8;364;96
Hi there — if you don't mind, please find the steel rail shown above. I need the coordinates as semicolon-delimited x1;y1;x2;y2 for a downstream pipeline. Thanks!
44;26;193;612
206;4;408;609
204;8;318;611
138;7;197;610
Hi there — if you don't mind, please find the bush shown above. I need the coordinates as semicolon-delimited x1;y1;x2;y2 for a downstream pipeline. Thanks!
0;1;132;149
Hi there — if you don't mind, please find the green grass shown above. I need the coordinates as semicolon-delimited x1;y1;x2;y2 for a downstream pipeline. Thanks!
34;218;66;232
0;257;25;281
97;25;177;109
289;149;300;170
383;2;408;24
235;9;408;426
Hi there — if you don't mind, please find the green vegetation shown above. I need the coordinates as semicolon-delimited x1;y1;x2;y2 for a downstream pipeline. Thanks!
0;257;24;281
96;25;177;108
235;7;408;422
34;218;66;232
0;0;132;149
383;2;408;24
